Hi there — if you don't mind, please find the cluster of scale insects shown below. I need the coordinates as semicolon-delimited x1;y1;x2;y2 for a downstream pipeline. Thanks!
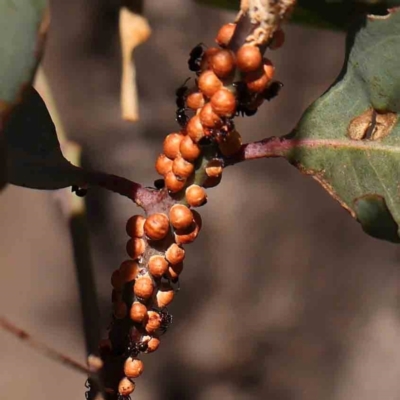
83;20;286;400
174;42;283;137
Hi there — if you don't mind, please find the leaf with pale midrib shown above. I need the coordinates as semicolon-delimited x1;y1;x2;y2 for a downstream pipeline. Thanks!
287;8;400;242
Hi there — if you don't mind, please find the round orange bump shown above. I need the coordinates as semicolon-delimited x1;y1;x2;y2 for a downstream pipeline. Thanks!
168;262;184;281
118;377;135;397
119;260;139;283
125;215;145;238
124;357;144;379
211;49;235;78
172;156;195;179
144;213;170;241
163;132;184;159
187;115;205;143
155;154;173;176
185;184;207;207
165;243;185;265
199;102;223;128
146;337;161;353
245;59;275;93
263;58;275;80
198;70;223;98
165;170;186;193
169;204;194;231
174;210;202;245
218;130;242;156
179;135;201;162
236;45;262;72
215;23;236;47
133;274;154;300
126;238;146;260
205;159;223;177
210;88;236;117
270;28;285;50
200;47;220;71
145;310;161;334
186;92;205;110
148;255;169;278
113;300;128;319
111;269;123;291
155;283;175;308
129;301;148;323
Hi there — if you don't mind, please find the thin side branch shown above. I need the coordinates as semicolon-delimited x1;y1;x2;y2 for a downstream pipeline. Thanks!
0;316;90;375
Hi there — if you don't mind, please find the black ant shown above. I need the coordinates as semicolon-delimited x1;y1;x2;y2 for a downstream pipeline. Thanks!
188;43;204;73
263;80;283;101
126;339;149;358
158;308;173;335
175;78;190;127
153;179;165;189
71;185;87;197
117;395;131;400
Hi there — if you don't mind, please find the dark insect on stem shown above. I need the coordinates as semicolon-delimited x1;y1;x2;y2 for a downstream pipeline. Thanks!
153;179;165;189
117;395;131;400
126;336;149;358
176;108;189;127
188;43;204;73
175;78;190;108
175;78;190;127
263;81;283;101
157;308;173;335
71;185;88;197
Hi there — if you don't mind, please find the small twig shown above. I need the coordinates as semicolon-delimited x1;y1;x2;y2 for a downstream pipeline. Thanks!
232;0;296;49
0;316;90;375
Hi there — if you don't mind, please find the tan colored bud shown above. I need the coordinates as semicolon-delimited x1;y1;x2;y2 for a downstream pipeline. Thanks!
118;377;135;396
145;310;161;334
144;213;170;241
125;215;145;238
129;301;148;323
185;184;207;207
148;255;169;278
119;259;139;283
124;357;144;379
126;238;146;259
163;132;184;159
133;274;154;299
165;243;185;265
155;153;173;176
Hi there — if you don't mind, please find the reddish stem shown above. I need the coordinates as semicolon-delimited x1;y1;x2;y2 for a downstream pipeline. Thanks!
85;171;167;210
223;135;289;165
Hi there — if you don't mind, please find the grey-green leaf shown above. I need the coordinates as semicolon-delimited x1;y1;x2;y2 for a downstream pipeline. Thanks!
286;8;400;242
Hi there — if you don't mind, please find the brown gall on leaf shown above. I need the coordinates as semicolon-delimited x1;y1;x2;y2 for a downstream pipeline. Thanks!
372;111;397;140
347;108;374;140
347;108;397;141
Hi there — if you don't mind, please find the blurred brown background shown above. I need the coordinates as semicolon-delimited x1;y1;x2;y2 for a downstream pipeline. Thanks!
2;1;400;399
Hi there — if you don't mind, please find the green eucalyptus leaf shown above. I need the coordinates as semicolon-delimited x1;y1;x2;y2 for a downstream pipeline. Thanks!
286;8;400;242
5;87;87;189
0;0;47;104
0;0;49;190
